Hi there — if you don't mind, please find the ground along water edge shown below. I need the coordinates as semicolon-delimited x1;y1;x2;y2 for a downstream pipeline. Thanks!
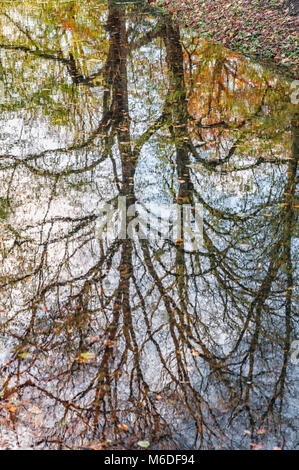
0;0;298;450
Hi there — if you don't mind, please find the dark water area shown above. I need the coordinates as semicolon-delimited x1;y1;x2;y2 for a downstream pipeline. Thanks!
0;0;298;450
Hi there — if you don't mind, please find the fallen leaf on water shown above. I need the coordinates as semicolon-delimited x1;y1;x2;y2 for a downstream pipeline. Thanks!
80;352;96;360
137;440;150;448
251;443;264;450
257;429;266;435
119;424;128;431
18;352;32;359
191;349;200;356
88;443;103;450
0;403;17;413
101;339;117;347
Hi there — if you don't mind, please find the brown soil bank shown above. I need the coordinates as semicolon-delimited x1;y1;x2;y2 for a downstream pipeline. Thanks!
153;0;299;76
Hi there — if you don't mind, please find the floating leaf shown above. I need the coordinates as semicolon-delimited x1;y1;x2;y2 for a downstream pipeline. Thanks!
191;349;200;356
101;339;117;347
137;440;150;448
119;424;128;431
257;429;266;435
18;352;32;359
80;352;96;360
28;406;42;415
0;403;17;413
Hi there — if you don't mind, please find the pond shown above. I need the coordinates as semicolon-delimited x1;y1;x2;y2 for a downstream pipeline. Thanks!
0;0;298;450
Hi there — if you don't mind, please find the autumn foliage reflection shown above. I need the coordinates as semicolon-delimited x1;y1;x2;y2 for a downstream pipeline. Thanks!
0;0;297;450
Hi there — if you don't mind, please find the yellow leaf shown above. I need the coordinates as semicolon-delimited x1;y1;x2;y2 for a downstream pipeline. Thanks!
257;429;266;435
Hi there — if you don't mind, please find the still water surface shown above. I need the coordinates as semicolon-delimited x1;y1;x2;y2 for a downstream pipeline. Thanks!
0;0;298;450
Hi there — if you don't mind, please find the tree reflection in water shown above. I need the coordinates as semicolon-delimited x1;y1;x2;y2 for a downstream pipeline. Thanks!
0;0;297;450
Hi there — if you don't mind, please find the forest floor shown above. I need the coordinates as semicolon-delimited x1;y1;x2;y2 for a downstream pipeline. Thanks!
153;0;299;77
